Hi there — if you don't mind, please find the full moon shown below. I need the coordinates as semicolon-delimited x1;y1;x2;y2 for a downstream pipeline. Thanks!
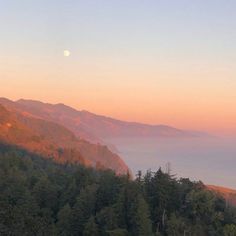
63;50;70;57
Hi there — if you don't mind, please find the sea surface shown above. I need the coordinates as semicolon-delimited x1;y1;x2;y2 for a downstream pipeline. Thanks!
107;137;236;189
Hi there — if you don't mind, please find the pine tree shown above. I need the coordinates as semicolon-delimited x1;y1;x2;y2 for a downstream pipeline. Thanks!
133;194;153;236
223;224;236;236
57;204;73;236
72;184;98;235
83;216;99;236
166;213;189;236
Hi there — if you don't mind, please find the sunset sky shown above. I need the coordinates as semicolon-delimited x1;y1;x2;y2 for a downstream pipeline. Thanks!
1;0;236;135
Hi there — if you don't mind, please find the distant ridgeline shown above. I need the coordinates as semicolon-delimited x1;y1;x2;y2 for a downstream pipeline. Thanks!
0;143;236;236
0;102;130;176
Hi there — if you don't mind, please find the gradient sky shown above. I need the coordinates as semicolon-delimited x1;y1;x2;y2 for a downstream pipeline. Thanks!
0;0;236;135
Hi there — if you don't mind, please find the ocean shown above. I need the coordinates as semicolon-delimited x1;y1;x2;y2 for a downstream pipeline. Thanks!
107;137;236;189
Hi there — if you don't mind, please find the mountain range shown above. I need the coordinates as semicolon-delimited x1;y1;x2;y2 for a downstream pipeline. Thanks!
0;97;204;142
0;97;206;176
0;102;129;175
1;97;236;203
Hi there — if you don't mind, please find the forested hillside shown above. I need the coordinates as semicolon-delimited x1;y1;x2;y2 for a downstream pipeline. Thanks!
0;143;236;236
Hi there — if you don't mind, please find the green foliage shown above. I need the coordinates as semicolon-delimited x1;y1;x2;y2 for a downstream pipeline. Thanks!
72;184;98;235
83;216;99;236
133;194;153;236
107;228;128;236
166;213;189;236
0;143;236;236
56;204;73;235
224;224;236;236
96;207;118;232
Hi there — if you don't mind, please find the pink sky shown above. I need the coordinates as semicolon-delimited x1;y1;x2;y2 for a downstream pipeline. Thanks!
1;56;236;135
1;1;236;136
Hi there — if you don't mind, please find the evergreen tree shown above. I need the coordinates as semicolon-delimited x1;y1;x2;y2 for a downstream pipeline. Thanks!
57;204;73;236
107;228;128;236
72;184;98;235
96;207;118;232
0;143;236;236
166;213;189;236
223;224;236;236
134;194;153;236
83;216;99;236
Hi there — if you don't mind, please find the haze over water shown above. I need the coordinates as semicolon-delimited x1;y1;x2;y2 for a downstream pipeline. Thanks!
107;136;236;189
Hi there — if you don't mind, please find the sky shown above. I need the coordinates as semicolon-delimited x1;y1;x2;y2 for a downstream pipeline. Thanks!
0;0;236;135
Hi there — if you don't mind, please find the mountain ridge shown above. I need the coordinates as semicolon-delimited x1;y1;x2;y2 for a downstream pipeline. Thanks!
0;98;208;143
207;185;236;206
0;102;129;175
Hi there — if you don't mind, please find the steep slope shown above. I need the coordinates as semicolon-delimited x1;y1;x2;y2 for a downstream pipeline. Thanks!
0;104;129;175
207;185;236;206
0;98;107;145
0;98;203;144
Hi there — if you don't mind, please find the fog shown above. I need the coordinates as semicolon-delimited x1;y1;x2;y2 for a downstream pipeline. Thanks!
106;137;236;189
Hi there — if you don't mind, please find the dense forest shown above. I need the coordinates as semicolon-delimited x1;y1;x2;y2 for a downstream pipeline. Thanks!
0;143;236;236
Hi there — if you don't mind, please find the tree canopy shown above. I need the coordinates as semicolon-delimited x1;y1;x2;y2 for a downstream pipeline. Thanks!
0;143;236;235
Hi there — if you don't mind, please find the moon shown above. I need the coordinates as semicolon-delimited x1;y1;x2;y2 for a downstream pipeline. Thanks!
63;50;71;57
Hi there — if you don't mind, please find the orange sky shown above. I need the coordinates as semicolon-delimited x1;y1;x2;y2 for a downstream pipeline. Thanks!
1;55;236;136
1;1;236;136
